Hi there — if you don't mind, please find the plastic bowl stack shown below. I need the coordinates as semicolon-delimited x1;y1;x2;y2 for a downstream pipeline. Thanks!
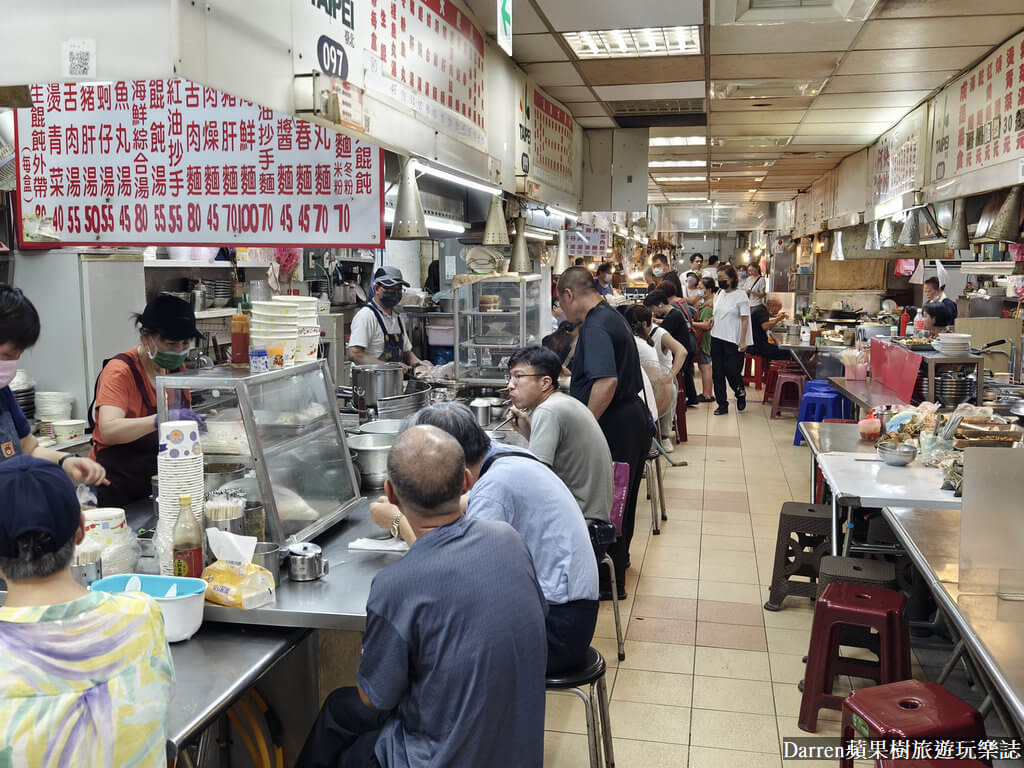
933;333;971;356
155;420;205;575
272;296;320;363
250;300;299;366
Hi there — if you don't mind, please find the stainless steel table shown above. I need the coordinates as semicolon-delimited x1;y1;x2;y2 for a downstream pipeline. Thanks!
167;625;310;761
883;507;1024;732
780;343;848;380
827;376;909;420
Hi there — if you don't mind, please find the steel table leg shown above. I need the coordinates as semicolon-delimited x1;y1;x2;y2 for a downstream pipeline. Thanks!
809;452;816;504
831;495;840;557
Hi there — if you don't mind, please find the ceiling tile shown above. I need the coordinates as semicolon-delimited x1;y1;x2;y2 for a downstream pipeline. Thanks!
711;52;842;79
535;0;702;32
790;135;876;145
593;81;705;101
577;57;705;86
875;0;1024;18
710;110;807;125
855;16;1024;50
544;86;596;103
568;102;609;117
712;124;799;137
802;107;907;124
524;62;585;86
796;122;893;136
837;46;989;75
824;72;958;93
711;21;860;55
510;34;566;63
577;116;619;128
812;91;931;108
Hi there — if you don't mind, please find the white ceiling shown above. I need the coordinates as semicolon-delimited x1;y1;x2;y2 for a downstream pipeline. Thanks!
459;0;1024;215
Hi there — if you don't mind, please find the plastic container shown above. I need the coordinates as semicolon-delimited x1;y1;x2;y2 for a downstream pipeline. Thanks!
90;574;207;642
52;419;87;443
427;325;455;346
844;363;867;381
249;348;270;373
858;418;881;442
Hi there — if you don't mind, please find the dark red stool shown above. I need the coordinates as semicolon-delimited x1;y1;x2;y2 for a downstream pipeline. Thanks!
798;583;911;733
840;680;986;768
771;371;807;419
762;359;799;403
743;354;767;390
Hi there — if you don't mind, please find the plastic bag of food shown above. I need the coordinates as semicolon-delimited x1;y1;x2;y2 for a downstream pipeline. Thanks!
202;528;275;609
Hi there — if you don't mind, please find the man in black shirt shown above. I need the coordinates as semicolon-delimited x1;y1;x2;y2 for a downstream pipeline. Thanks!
557;267;649;598
750;300;790;361
643;291;700;408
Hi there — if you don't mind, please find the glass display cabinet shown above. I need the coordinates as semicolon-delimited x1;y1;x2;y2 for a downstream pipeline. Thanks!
453;274;543;386
156;361;360;545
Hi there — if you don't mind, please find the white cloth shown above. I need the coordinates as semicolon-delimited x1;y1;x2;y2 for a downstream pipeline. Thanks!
701;266;718;280
651;326;676;371
745;275;766;307
712;289;754;347
348;302;413;360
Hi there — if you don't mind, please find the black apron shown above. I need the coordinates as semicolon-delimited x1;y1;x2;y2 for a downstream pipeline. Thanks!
92;353;163;507
367;302;406;363
0;394;24;462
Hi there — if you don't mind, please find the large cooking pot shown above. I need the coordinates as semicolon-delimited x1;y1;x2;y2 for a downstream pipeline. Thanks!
347;432;394;489
351;363;404;409
376;379;432;420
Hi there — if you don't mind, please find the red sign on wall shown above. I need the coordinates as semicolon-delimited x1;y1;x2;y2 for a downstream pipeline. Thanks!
15;79;385;248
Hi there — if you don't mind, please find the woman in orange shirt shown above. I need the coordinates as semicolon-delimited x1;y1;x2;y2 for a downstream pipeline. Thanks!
90;295;200;506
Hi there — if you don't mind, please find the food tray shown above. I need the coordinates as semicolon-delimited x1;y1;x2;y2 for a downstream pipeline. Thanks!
953;438;1023;449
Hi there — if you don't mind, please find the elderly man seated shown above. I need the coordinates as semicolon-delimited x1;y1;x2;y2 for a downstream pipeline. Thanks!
371;403;599;675
301;425;548;768
749;298;792;362
0;455;173;767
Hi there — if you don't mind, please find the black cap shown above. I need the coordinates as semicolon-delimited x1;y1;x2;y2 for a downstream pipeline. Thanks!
0;456;80;558
139;294;200;341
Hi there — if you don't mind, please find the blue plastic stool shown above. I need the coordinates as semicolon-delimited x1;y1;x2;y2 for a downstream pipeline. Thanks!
795;390;847;445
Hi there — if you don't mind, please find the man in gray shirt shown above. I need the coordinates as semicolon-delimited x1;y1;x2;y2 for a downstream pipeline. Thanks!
506;346;613;524
299;426;547;767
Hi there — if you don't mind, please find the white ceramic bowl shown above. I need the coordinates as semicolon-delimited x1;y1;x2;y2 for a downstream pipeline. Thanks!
272;295;319;305
90;574;207;642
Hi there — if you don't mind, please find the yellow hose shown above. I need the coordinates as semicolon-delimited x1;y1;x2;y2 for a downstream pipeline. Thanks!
227;706;263;768
248;690;285;768
237;698;272;768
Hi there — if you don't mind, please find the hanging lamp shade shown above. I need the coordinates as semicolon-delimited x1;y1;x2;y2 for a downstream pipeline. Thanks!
879;218;895;248
864;220;880;251
898;208;921;246
831;231;845;261
985;184;1023;243
390;157;428;240
482;196;510;246
552;229;570;275
946;198;970;251
509;217;531;273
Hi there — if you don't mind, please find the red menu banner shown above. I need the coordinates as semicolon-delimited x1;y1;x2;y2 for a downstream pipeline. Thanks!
15;79;385;247
566;225;609;259
531;88;574;194
364;0;486;150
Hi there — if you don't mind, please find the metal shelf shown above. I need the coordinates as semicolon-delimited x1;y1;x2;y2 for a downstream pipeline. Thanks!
460;341;521;350
144;261;270;269
458;309;521;316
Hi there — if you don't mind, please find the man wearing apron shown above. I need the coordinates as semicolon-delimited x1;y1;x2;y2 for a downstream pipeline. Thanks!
0;285;107;483
347;266;426;370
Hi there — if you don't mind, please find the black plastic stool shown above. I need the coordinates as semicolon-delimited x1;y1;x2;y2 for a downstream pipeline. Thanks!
763;502;833;611
546;647;615;768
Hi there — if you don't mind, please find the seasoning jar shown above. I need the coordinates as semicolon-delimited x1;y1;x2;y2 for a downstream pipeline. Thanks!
230;311;250;366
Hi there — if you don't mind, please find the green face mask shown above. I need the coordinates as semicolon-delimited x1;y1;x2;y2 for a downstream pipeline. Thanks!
148;344;189;370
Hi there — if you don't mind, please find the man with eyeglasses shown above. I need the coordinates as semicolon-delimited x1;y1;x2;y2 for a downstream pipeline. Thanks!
506;346;613;527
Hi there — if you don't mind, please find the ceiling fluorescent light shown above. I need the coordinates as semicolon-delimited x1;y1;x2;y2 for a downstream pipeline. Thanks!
650;136;706;147
649;160;706;168
549;206;579;222
668;195;709;201
654;176;707;183
412;159;502;196
563;26;700;60
384;207;465;233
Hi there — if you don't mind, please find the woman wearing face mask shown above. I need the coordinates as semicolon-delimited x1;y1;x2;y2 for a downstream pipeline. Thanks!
691;277;717;402
0;285;107;484
710;265;753;416
594;262;616;296
89;294;202;506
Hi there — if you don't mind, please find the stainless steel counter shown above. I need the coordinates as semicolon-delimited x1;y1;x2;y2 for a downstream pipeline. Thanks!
202;497;400;630
883;507;1024;732
166;625;310;761
780;343;849;380
827;376;909;419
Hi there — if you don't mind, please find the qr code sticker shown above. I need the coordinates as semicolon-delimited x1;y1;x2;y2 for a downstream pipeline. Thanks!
61;38;95;79
68;50;91;77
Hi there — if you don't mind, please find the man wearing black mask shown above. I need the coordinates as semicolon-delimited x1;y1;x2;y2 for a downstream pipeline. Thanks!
643;291;700;409
348;266;426;372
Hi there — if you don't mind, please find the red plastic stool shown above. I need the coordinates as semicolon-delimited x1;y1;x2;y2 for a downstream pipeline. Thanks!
771;371;807;419
743;354;767;390
840;680;986;768
798;583;911;733
763;359;799;403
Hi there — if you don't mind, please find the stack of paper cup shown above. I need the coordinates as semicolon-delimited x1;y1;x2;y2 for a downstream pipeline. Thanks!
156;420;205;574
272;296;319;364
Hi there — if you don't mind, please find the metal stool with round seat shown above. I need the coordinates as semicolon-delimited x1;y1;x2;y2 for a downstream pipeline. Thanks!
589;520;624;662
546;647;615;768
645;443;667;535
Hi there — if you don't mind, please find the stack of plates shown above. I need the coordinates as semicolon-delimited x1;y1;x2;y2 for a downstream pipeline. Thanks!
35;391;74;422
155;419;206;575
11;370;34;419
933;333;971;356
